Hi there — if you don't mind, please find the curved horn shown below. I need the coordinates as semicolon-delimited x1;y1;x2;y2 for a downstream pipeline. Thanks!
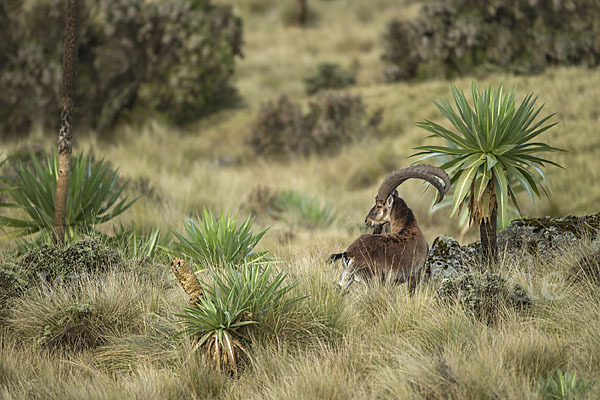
376;164;450;204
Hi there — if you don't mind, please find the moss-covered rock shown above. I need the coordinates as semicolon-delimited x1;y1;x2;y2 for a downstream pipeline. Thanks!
426;214;600;278
498;213;600;256
425;236;480;280
437;270;531;324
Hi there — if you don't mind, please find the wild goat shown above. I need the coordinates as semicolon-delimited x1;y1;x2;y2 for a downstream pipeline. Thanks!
329;164;450;291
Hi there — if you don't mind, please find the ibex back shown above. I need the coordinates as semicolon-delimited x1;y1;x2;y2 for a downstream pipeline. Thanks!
329;164;450;291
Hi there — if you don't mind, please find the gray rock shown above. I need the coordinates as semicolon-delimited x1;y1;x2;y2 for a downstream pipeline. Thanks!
426;236;480;280
498;214;600;257
426;214;600;279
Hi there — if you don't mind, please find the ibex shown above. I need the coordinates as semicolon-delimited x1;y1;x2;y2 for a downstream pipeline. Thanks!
329;164;450;291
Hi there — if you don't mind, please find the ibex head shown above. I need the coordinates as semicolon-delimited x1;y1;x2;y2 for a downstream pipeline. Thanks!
365;190;402;228
364;164;450;228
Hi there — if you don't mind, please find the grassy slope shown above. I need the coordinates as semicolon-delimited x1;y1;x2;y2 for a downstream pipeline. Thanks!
2;0;600;398
91;0;600;249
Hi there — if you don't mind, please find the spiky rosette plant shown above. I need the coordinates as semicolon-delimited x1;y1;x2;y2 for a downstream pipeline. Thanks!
0;151;135;241
172;208;271;269
177;262;300;376
412;81;564;260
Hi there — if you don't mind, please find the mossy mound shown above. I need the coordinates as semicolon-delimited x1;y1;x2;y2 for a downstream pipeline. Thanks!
0;239;123;311
498;213;600;256
425;236;480;280
509;214;600;236
18;238;122;281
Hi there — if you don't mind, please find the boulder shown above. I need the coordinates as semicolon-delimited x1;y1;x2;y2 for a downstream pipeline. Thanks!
426;213;600;279
425;236;480;280
498;214;600;257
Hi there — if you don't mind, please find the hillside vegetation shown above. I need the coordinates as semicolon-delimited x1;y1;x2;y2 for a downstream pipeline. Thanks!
1;0;600;399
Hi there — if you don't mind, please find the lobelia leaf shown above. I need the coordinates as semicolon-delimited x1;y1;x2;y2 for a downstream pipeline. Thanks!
451;166;478;217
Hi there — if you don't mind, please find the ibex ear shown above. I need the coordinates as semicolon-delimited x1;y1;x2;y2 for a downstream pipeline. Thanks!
386;194;394;209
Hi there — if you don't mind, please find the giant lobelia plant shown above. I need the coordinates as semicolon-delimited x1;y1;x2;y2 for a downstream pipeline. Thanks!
412;81;564;260
0;151;135;240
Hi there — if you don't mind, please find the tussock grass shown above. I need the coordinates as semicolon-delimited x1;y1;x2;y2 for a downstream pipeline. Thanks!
1;238;600;398
7;270;168;350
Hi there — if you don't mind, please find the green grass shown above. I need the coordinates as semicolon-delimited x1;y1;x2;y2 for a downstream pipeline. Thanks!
1;0;600;397
538;369;596;399
273;190;336;229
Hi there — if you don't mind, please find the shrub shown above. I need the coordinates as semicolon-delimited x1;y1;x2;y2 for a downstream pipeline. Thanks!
0;239;122;312
0;151;135;240
305;92;377;152
538;369;595;400
280;0;317;27
273;191;336;229
304;63;356;96
248;92;380;159
247;94;305;159
381;0;600;81
437;270;531;324
177;262;300;376
0;263;29;312
0;0;243;135
17;238;122;281
172;208;271;269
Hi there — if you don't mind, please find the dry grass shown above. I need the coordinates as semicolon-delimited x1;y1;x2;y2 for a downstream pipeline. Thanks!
2;0;600;397
1;237;600;399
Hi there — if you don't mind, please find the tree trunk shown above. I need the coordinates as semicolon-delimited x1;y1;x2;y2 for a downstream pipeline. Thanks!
479;202;498;263
53;0;79;246
297;0;307;26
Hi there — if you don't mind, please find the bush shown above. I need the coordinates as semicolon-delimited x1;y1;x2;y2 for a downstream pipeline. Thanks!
0;239;122;311
304;63;356;96
0;264;29;312
247;95;305;159
437;270;531;324
0;151;135;240
381;0;600;81
18;238;122;281
0;0;243;135
172;208;271;269
248;92;380;159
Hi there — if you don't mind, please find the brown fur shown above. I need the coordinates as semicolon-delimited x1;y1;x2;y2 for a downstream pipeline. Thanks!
332;193;428;291
331;164;449;291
